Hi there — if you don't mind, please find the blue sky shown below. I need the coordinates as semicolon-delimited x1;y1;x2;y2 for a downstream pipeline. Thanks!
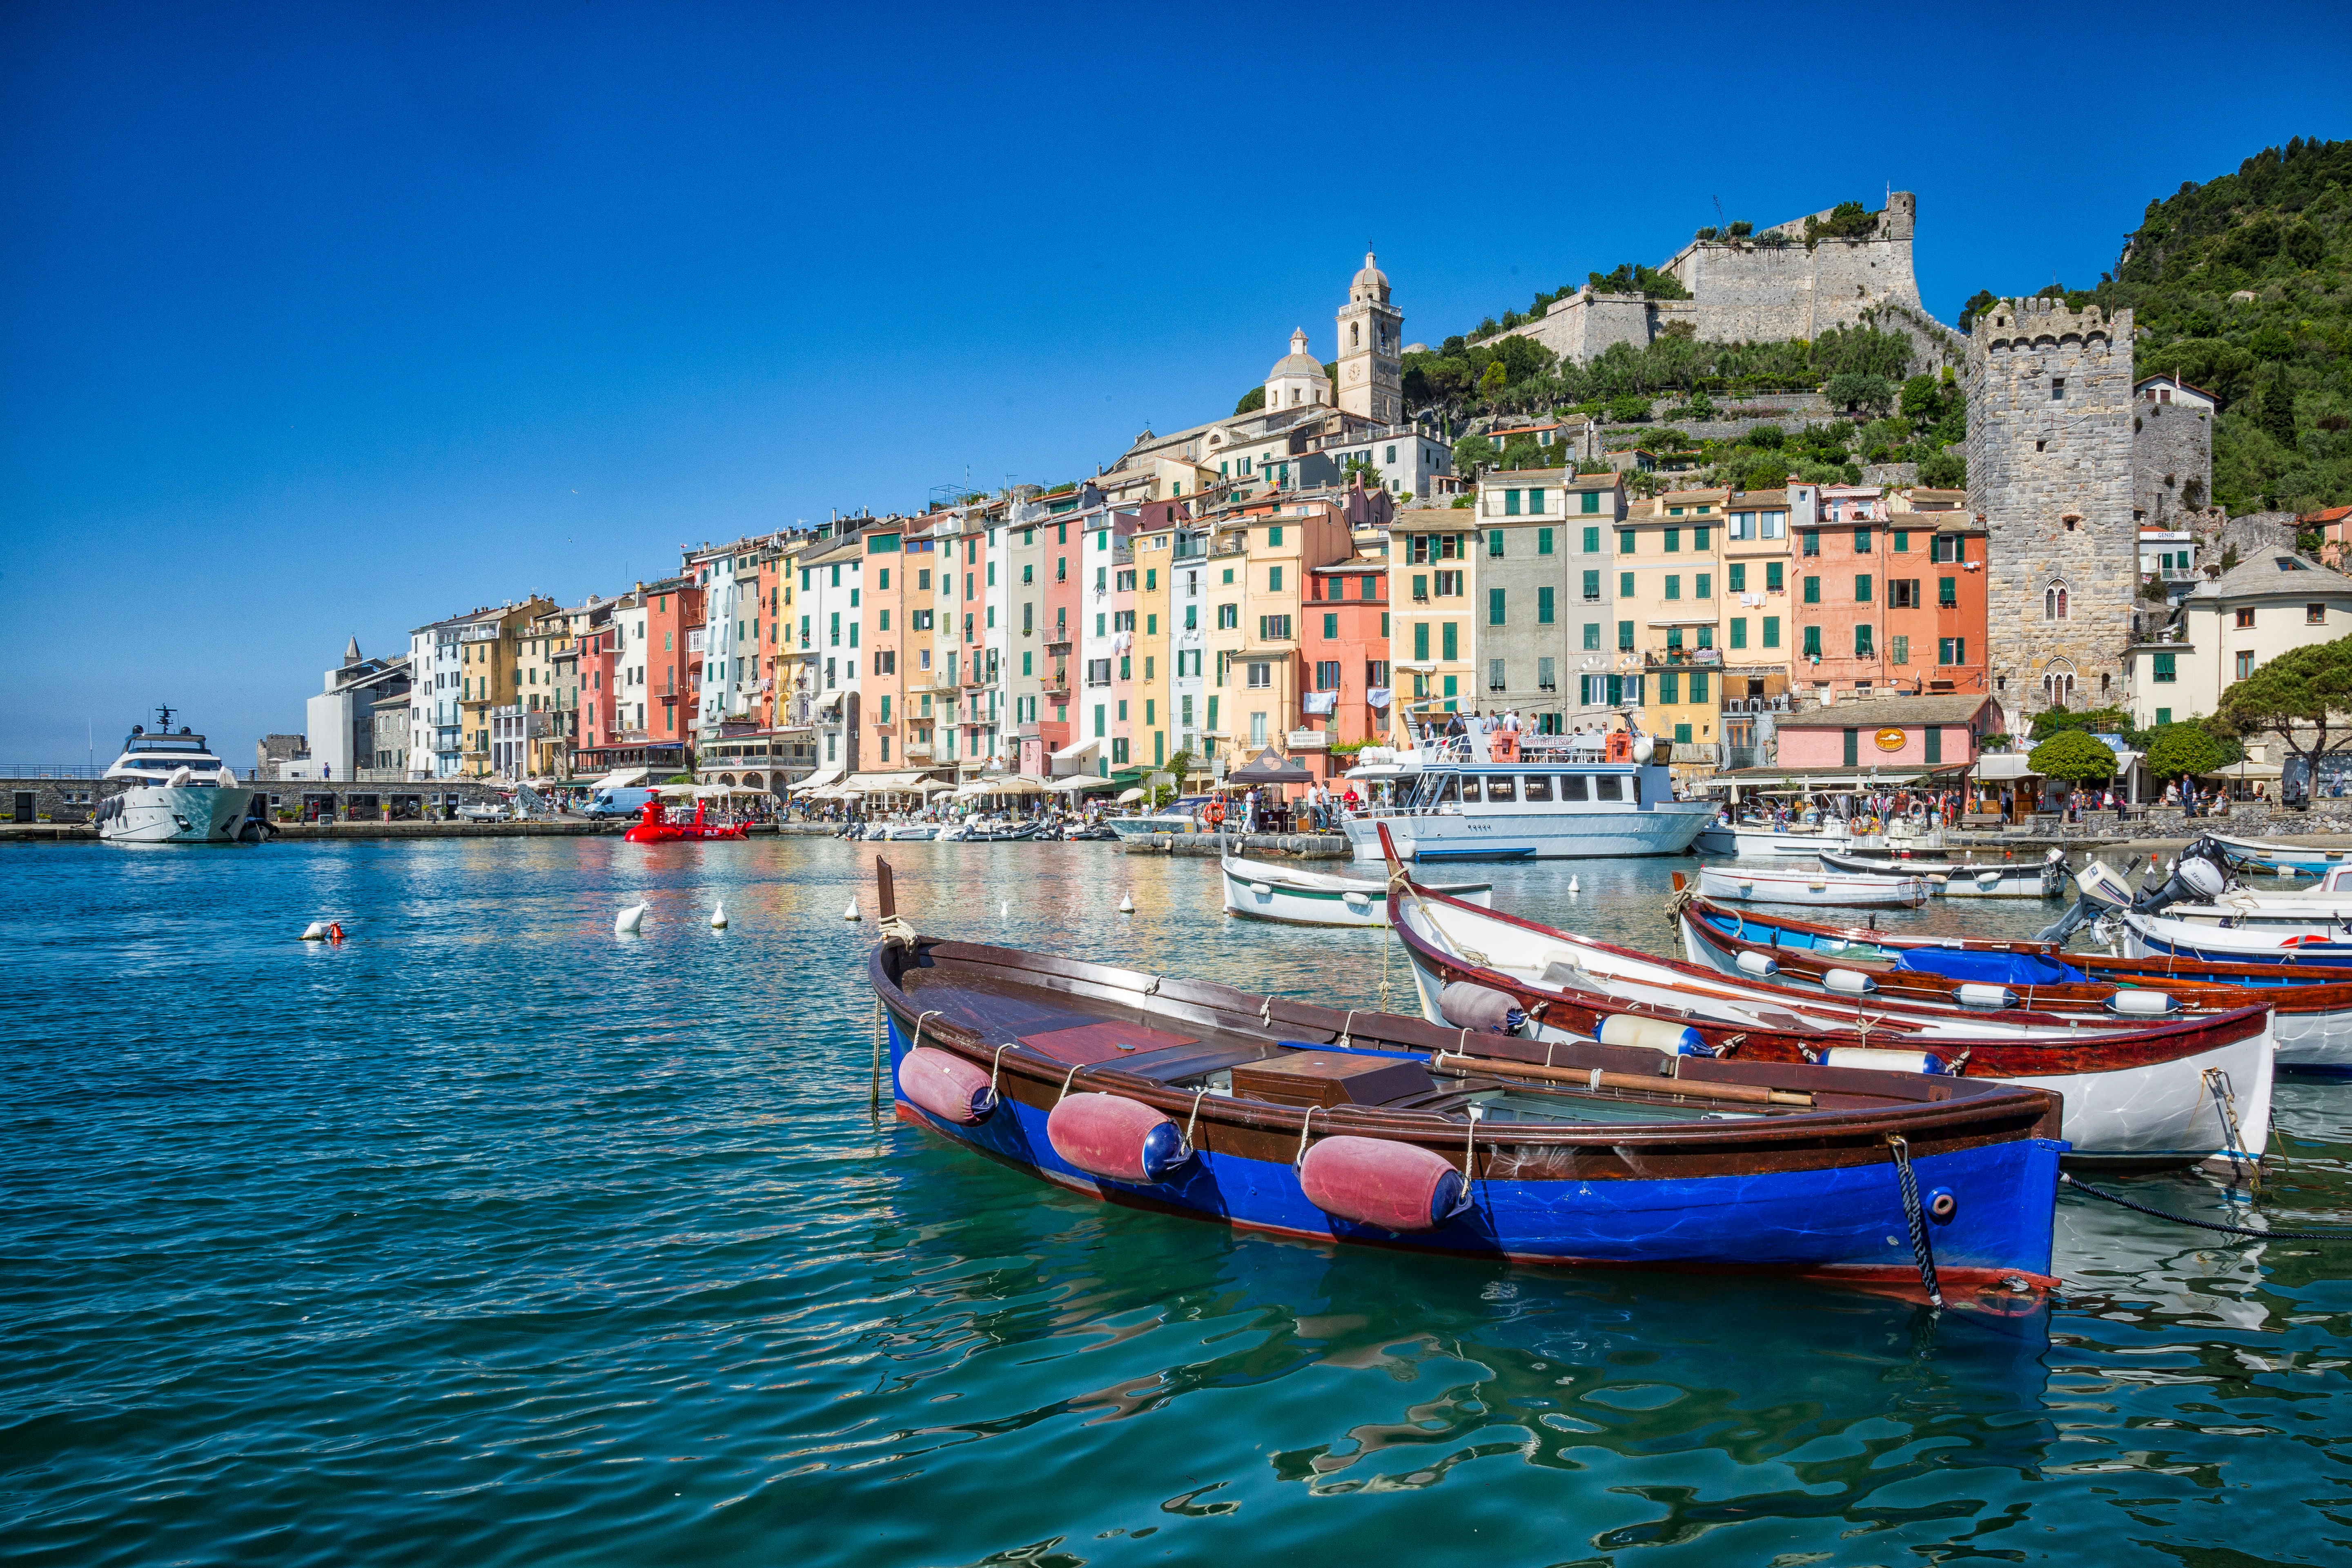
4;1;2349;765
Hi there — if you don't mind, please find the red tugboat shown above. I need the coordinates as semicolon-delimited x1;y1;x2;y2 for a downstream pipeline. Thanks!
622;795;750;843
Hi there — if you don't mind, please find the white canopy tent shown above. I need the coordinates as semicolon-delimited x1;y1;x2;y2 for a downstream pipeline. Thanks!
590;766;650;791
787;764;846;797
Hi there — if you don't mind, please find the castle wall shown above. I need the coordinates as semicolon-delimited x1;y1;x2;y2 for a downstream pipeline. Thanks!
1964;297;2138;730
2132;396;2214;525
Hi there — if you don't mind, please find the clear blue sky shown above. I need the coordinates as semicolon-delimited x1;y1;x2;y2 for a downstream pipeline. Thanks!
4;1;2348;766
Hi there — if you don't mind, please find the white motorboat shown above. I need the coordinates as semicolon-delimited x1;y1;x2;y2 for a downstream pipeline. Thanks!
96;708;261;845
1818;846;2065;898
1695;862;1930;909
1106;796;1214;842
1341;731;1711;863
1219;853;1491;927
2119;908;2352;966
867;822;941;841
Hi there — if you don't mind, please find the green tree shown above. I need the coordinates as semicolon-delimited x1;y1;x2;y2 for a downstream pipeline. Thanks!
2258;363;2298;450
1452;435;1497;476
1917;448;1966;488
1899;374;1942;424
1234;385;1265;415
2143;722;2228;782
1748;423;1785;449
2216;631;2352;773
1825;371;1897;416
1741;459;1791;491
2027;730;2119;785
1606;392;1650;423
1477;361;1508;394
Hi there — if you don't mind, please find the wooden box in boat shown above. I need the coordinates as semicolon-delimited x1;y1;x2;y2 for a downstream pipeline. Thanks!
867;862;2064;1299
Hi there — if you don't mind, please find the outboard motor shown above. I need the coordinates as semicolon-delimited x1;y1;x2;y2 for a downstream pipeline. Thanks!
2036;856;2140;943
2039;846;2068;898
2038;840;2233;943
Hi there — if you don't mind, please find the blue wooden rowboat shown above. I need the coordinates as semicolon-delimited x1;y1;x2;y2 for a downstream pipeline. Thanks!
867;862;2066;1304
2206;832;2352;878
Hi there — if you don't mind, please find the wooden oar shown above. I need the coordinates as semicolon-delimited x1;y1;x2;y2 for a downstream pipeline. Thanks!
1430;1049;1813;1107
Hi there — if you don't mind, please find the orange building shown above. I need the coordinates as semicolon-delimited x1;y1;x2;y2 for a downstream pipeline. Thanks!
1301;557;1391;772
1792;488;1989;699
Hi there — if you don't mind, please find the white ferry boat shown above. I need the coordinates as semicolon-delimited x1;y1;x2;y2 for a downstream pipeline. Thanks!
96;708;262;845
1340;732;1712;863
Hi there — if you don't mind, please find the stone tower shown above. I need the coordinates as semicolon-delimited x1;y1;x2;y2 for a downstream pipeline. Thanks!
1964;296;2138;731
1335;250;1403;422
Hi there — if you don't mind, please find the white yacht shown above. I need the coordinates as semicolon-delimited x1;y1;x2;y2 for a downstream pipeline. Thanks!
1341;732;1713;863
96;708;262;845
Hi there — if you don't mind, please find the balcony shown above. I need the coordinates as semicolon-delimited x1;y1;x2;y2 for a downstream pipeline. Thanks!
1043;637;1073;654
904;742;932;760
1285;729;1328;751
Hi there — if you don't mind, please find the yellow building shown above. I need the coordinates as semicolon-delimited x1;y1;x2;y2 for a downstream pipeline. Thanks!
1618;488;1726;778
1390;499;1476;730
456;597;556;776
1203;497;1357;760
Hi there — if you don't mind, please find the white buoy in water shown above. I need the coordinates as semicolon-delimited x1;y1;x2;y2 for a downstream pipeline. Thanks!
710;902;728;930
1118;892;1135;914
844;900;862;922
1001;900;1009;918
300;921;330;941
1568;876;1580;895
615;902;647;934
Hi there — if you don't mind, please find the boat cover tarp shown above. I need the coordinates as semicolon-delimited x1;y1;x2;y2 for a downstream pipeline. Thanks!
1890;946;2087;985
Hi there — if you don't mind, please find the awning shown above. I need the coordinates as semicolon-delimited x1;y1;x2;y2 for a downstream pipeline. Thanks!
1048;775;1115;793
1227;748;1316;786
591;766;650;791
1973;755;2041;782
2202;760;2285;780
958;775;1047;795
817;690;845;714
847;771;928;793
1051;735;1101;762
787;764;846;795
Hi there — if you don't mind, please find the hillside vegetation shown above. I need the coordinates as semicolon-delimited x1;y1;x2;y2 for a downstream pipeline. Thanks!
2060;138;2351;515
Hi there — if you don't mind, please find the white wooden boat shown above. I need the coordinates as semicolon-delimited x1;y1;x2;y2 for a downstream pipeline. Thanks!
2121;907;2352;964
1818;847;2063;898
1696;862;1930;909
1387;880;2274;1168
2206;832;2352;878
1221;853;1490;927
1690;815;1947;861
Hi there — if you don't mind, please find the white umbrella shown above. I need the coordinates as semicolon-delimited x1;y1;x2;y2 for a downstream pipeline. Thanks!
1117;787;1146;804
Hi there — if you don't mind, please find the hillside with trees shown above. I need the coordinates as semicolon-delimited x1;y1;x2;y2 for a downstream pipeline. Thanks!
1969;138;2351;516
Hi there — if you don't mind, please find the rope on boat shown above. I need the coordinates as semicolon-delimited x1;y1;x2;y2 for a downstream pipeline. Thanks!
2203;1069;2258;1186
1887;1135;1945;1311
1463;1106;1482;1179
2060;1174;2352;1239
1293;1105;1321;1167
1337;1010;1356;1050
1183;1088;1209;1156
869;999;885;1107
989;1042;1014;1096
1056;1062;1084;1104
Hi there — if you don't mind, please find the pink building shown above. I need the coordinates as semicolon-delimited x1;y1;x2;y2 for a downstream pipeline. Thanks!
1770;693;1994;773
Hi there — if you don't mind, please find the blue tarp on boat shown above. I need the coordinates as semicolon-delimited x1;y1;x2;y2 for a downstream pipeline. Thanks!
1892;946;2087;986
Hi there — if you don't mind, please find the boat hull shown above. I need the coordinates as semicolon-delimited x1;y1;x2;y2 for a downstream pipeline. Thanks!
1221;856;1492;927
1696;864;1930;909
1347;803;1711;863
99;785;258;845
887;1017;2059;1287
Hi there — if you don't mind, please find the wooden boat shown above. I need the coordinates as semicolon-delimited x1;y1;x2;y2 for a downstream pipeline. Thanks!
1817;847;2064;898
2120;908;2352;968
866;860;2065;1300
1678;891;2352;1074
1371;838;2274;1171
1221;853;1491;927
1696;862;1931;909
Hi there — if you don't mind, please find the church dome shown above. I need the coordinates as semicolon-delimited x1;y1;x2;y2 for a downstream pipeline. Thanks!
1266;327;1322;382
1352;250;1389;299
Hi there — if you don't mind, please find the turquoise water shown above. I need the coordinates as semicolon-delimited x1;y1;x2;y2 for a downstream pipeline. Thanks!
3;839;2348;1566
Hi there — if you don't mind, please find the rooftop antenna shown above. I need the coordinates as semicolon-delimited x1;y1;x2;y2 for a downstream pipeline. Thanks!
1712;195;1724;227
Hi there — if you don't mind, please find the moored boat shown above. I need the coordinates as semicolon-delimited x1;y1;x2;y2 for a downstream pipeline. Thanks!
1696;862;1930;909
866;861;2065;1300
1675;890;2352;1075
97;708;263;845
1818;846;2065;898
1220;853;1491;927
1377;846;2274;1171
2205;832;2352;878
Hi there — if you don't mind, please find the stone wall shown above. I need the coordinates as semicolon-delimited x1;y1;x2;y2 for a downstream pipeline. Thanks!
1964;297;2138;731
2132;396;2213;525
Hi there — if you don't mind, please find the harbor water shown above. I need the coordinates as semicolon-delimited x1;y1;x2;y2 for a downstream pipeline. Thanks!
3;839;2348;1566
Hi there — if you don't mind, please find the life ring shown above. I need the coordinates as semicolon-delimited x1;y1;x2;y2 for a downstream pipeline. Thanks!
1206;802;1227;826
2281;933;2334;948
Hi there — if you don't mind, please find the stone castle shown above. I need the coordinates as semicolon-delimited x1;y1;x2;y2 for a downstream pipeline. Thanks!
1964;296;2139;733
1498;194;1929;364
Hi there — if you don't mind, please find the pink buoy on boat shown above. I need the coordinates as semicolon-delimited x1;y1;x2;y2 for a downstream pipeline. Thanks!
1300;1136;1467;1233
899;1047;997;1125
1047;1092;1190;1184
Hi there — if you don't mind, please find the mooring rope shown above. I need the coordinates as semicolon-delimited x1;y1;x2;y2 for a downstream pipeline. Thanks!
1887;1134;1944;1311
2060;1174;2352;1240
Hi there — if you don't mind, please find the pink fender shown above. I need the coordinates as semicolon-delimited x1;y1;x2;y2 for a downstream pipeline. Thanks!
1046;1092;1189;1184
899;1046;996;1125
1299;1135;1466;1233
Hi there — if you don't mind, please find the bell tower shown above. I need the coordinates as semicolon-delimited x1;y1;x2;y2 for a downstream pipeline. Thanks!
1335;249;1403;422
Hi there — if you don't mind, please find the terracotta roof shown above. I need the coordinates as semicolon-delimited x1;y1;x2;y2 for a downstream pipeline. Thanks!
1773;694;1997;730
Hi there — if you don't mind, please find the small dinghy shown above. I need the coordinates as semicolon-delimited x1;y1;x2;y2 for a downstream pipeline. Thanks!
1817;847;2065;899
2204;832;2352;879
867;860;2064;1301
1696;862;1930;909
1220;853;1491;927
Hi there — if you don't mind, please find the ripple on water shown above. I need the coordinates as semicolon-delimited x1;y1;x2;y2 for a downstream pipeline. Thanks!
0;837;2346;1566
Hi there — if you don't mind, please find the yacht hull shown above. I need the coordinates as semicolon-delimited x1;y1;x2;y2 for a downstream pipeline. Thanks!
100;785;258;845
1347;804;1711;862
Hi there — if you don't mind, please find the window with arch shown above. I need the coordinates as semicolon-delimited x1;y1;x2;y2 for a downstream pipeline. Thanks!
1351;322;1361;347
2044;581;2069;620
2041;665;2076;707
